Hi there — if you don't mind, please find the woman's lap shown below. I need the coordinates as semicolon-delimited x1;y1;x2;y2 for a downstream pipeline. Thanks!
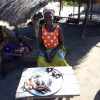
37;49;68;67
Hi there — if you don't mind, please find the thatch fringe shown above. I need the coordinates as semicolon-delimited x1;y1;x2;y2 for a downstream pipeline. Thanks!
0;0;49;26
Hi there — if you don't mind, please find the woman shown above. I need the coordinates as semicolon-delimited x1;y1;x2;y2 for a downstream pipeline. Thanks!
37;8;69;67
0;26;8;79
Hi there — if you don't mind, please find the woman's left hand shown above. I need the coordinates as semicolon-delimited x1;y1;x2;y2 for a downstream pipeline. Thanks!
49;49;55;59
46;54;52;63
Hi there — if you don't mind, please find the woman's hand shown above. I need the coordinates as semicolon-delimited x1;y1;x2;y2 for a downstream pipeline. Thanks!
49;49;56;60
45;53;52;63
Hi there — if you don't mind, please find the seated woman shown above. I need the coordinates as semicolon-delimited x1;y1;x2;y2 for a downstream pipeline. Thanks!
37;8;69;67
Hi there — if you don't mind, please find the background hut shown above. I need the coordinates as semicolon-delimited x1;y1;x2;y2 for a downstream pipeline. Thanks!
59;0;100;39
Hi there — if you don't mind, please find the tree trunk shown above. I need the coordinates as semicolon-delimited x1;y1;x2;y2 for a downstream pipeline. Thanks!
59;0;63;15
73;5;75;18
90;1;93;20
81;0;91;39
78;1;81;19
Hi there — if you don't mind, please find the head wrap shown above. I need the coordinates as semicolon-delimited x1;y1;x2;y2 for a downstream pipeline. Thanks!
43;7;55;16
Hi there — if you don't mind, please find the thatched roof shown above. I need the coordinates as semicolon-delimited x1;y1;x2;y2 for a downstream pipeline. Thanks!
0;0;49;26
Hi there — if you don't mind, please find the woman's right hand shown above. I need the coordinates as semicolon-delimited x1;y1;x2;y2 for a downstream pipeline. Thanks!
45;53;52;63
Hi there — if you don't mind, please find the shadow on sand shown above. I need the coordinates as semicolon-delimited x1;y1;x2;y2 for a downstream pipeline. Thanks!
0;68;23;100
60;22;100;67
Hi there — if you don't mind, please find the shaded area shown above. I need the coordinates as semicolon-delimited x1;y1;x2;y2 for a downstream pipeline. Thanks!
2;25;39;63
0;22;100;100
16;25;37;49
2;21;100;68
60;22;100;67
2;22;100;69
0;68;23;100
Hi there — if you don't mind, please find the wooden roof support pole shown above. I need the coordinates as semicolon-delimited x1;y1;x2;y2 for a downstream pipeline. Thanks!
73;2;75;18
14;25;19;40
81;0;91;39
90;1;93;20
59;0;63;15
78;1;81;19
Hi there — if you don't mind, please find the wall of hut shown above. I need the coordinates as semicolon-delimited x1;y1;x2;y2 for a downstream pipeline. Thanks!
92;3;100;13
84;3;100;13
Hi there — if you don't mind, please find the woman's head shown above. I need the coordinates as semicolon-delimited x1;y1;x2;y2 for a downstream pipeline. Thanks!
43;8;55;26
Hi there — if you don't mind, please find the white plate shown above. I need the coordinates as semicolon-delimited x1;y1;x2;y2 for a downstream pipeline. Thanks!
24;68;63;96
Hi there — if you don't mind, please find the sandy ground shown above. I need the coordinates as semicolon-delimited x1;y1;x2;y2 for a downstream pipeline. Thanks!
71;42;100;100
59;22;100;100
61;19;100;100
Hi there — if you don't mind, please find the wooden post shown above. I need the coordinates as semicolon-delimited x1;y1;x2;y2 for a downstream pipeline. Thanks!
81;0;91;39
59;0;63;15
90;1;93;20
78;1;81;19
73;4;75;18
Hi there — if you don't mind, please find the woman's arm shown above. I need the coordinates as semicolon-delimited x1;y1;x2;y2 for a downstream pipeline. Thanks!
49;25;64;59
38;25;50;61
38;25;46;52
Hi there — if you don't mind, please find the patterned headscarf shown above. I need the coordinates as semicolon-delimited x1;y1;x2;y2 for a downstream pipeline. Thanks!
43;7;55;16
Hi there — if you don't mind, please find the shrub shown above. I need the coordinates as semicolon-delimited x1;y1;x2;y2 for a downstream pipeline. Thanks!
57;1;80;7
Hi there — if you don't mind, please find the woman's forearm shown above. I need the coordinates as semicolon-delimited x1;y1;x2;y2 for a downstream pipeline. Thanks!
50;44;63;59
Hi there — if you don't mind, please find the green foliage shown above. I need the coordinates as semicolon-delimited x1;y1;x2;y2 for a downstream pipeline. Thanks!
64;1;80;6
57;1;80;7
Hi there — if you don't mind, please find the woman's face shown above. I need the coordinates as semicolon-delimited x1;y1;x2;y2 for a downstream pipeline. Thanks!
44;12;54;26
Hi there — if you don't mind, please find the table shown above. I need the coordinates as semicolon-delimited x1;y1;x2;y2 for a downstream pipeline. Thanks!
16;66;80;100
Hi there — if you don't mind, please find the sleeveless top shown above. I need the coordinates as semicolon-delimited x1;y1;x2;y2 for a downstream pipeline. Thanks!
42;24;59;48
